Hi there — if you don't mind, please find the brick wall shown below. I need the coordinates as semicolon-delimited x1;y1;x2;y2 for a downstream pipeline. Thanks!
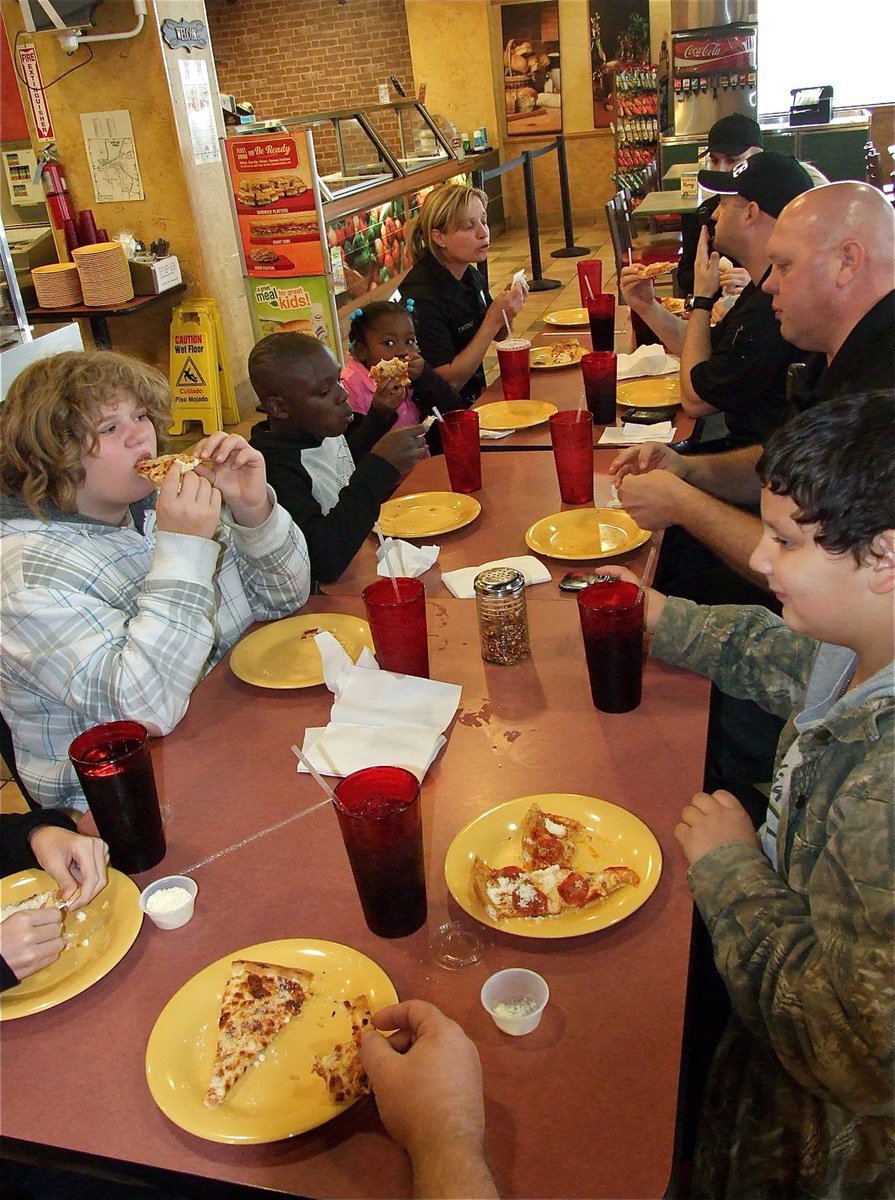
206;0;416;121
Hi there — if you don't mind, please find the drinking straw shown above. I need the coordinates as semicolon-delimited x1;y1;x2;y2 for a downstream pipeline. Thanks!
290;744;338;804
503;310;513;337
636;544;657;603
627;248;634;266
374;525;402;597
431;406;446;423
584;276;595;301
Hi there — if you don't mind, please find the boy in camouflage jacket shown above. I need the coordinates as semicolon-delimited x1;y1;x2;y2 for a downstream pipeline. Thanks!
610;392;893;1198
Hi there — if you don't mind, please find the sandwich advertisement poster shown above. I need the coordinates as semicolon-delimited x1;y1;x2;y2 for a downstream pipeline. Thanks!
225;134;325;277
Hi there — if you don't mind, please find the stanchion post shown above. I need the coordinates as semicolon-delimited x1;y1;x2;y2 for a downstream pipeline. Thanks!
551;134;589;259
471;167;488;291
523;151;561;292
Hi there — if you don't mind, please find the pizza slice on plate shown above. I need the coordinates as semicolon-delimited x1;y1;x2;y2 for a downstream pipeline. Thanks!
473;857;639;921
204;959;314;1108
521;803;585;870
370;357;411;388
134;453;202;487
312;994;374;1104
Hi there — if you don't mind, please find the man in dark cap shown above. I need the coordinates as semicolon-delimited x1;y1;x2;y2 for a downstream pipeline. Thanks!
676;112;764;297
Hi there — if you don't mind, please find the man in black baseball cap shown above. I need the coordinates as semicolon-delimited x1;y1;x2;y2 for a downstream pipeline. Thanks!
676;113;763;296
698;151;815;218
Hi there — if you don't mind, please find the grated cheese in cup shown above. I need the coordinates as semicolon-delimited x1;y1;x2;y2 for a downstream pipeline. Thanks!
146;886;192;914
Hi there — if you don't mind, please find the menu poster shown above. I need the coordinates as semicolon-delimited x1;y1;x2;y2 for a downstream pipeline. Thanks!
248;274;339;361
225;134;325;277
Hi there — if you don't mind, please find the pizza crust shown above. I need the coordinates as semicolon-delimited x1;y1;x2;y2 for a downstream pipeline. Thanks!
312;995;374;1103
634;260;677;280
0;888;66;924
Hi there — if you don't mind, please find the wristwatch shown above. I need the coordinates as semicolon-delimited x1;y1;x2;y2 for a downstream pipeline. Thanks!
690;296;714;313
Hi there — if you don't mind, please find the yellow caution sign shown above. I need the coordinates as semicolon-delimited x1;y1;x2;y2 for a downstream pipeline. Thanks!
191;297;240;426
169;304;222;435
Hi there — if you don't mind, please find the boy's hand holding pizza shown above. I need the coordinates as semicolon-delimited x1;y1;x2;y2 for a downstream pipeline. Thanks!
155;461;222;540
195;433;273;528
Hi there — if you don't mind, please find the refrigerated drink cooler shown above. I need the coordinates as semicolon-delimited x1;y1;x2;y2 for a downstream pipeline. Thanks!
671;22;756;139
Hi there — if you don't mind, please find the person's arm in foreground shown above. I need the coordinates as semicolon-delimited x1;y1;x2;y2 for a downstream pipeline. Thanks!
360;1000;499;1199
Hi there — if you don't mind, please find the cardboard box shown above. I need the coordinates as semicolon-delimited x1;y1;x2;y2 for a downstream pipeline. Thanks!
129;256;182;296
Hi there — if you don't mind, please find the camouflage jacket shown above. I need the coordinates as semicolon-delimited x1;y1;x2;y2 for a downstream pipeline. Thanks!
653;598;894;1198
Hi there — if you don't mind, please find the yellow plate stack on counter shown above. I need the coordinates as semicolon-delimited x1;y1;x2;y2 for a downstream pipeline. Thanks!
31;263;83;308
72;241;134;306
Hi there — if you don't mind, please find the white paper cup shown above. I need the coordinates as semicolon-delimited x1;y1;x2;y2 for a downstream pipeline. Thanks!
480;968;549;1035
139;875;198;930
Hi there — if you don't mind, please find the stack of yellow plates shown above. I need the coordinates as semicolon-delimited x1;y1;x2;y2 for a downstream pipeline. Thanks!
72;242;134;306
31;263;83;308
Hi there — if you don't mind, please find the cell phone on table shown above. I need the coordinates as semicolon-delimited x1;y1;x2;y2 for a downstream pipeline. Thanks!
622;406;679;424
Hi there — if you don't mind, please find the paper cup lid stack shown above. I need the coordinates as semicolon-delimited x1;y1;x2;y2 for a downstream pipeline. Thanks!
31;262;83;308
72;241;134;306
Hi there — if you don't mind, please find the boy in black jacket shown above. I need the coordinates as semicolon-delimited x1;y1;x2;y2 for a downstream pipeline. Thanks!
248;333;428;588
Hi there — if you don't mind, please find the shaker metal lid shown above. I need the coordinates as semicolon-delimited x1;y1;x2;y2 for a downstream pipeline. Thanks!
474;567;525;595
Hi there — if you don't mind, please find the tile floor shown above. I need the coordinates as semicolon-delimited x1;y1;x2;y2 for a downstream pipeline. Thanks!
0;220;616;819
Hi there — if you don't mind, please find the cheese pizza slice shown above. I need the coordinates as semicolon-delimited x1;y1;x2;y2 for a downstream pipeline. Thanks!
204;959;314;1108
134;453;202;487
370;357;411;388
521;803;585;871
312;994;374;1104
0;887;67;924
635;260;677;280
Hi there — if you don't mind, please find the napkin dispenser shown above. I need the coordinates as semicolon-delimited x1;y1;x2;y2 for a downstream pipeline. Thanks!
789;86;833;127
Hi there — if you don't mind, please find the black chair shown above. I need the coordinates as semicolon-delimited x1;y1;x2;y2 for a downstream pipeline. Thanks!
0;711;38;810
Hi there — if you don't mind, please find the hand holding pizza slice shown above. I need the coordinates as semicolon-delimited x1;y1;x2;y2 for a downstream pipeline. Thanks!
134;453;202;487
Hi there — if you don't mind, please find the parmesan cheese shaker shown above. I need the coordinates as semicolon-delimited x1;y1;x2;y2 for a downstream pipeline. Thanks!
474;567;530;665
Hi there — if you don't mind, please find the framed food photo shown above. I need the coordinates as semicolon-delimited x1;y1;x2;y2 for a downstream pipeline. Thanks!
500;1;562;138
589;0;650;129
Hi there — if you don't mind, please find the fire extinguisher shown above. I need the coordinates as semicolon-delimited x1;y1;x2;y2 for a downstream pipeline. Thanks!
36;145;76;244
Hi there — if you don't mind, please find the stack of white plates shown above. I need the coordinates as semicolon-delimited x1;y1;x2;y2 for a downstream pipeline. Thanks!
72;242;134;306
31;262;83;308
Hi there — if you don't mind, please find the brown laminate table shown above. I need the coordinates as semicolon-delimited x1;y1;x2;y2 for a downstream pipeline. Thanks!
323;448;655;598
0;594;710;1199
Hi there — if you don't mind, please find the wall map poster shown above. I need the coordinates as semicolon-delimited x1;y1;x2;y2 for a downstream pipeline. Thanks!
500;2;561;138
589;0;650;129
224;134;324;277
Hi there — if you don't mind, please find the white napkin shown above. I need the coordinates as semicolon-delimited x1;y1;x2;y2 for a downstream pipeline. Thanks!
480;427;514;440
296;633;462;779
616;344;679;380
376;537;439;578
441;555;552;600
598;421;675;446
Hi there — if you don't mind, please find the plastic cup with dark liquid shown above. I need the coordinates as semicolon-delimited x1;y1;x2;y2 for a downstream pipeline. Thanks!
332;766;427;938
581;351;617;424
587;293;616;351
496;338;531;401
576;580;645;713
549;410;594;505
68;721;166;874
440;409;482;493
363;577;430;678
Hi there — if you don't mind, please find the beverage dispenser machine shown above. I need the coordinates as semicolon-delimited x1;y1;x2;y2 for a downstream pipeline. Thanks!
671;23;757;138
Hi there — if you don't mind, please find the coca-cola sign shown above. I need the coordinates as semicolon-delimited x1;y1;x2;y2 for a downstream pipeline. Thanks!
674;34;754;76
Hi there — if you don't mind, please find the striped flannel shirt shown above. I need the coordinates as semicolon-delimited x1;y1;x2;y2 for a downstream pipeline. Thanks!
1;491;310;810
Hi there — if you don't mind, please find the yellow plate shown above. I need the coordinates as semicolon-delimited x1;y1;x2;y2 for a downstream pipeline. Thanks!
145;938;399;1144
476;400;558;430
617;376;681;408
525;508;650;561
229;613;374;689
544;307;589;327
530;346;587;370
378;491;481;538
444;793;662;938
0;868;142;1020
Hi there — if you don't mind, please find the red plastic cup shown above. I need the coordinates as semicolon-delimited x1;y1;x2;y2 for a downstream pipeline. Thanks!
549;410;594;505
62;218;79;255
496;338;531;401
76;210;98;245
333;766;427;938
68;721;166;874
630;307;663;348
362;577;430;677
577;580;644;713
587;293;616;351
577;259;603;305
440;409;481;493
581;352;617;424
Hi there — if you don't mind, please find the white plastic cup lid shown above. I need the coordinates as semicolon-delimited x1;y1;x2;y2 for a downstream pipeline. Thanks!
480;968;549;1036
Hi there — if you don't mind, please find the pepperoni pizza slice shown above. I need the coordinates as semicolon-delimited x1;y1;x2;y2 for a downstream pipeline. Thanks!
521;803;585;870
472;857;639;922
